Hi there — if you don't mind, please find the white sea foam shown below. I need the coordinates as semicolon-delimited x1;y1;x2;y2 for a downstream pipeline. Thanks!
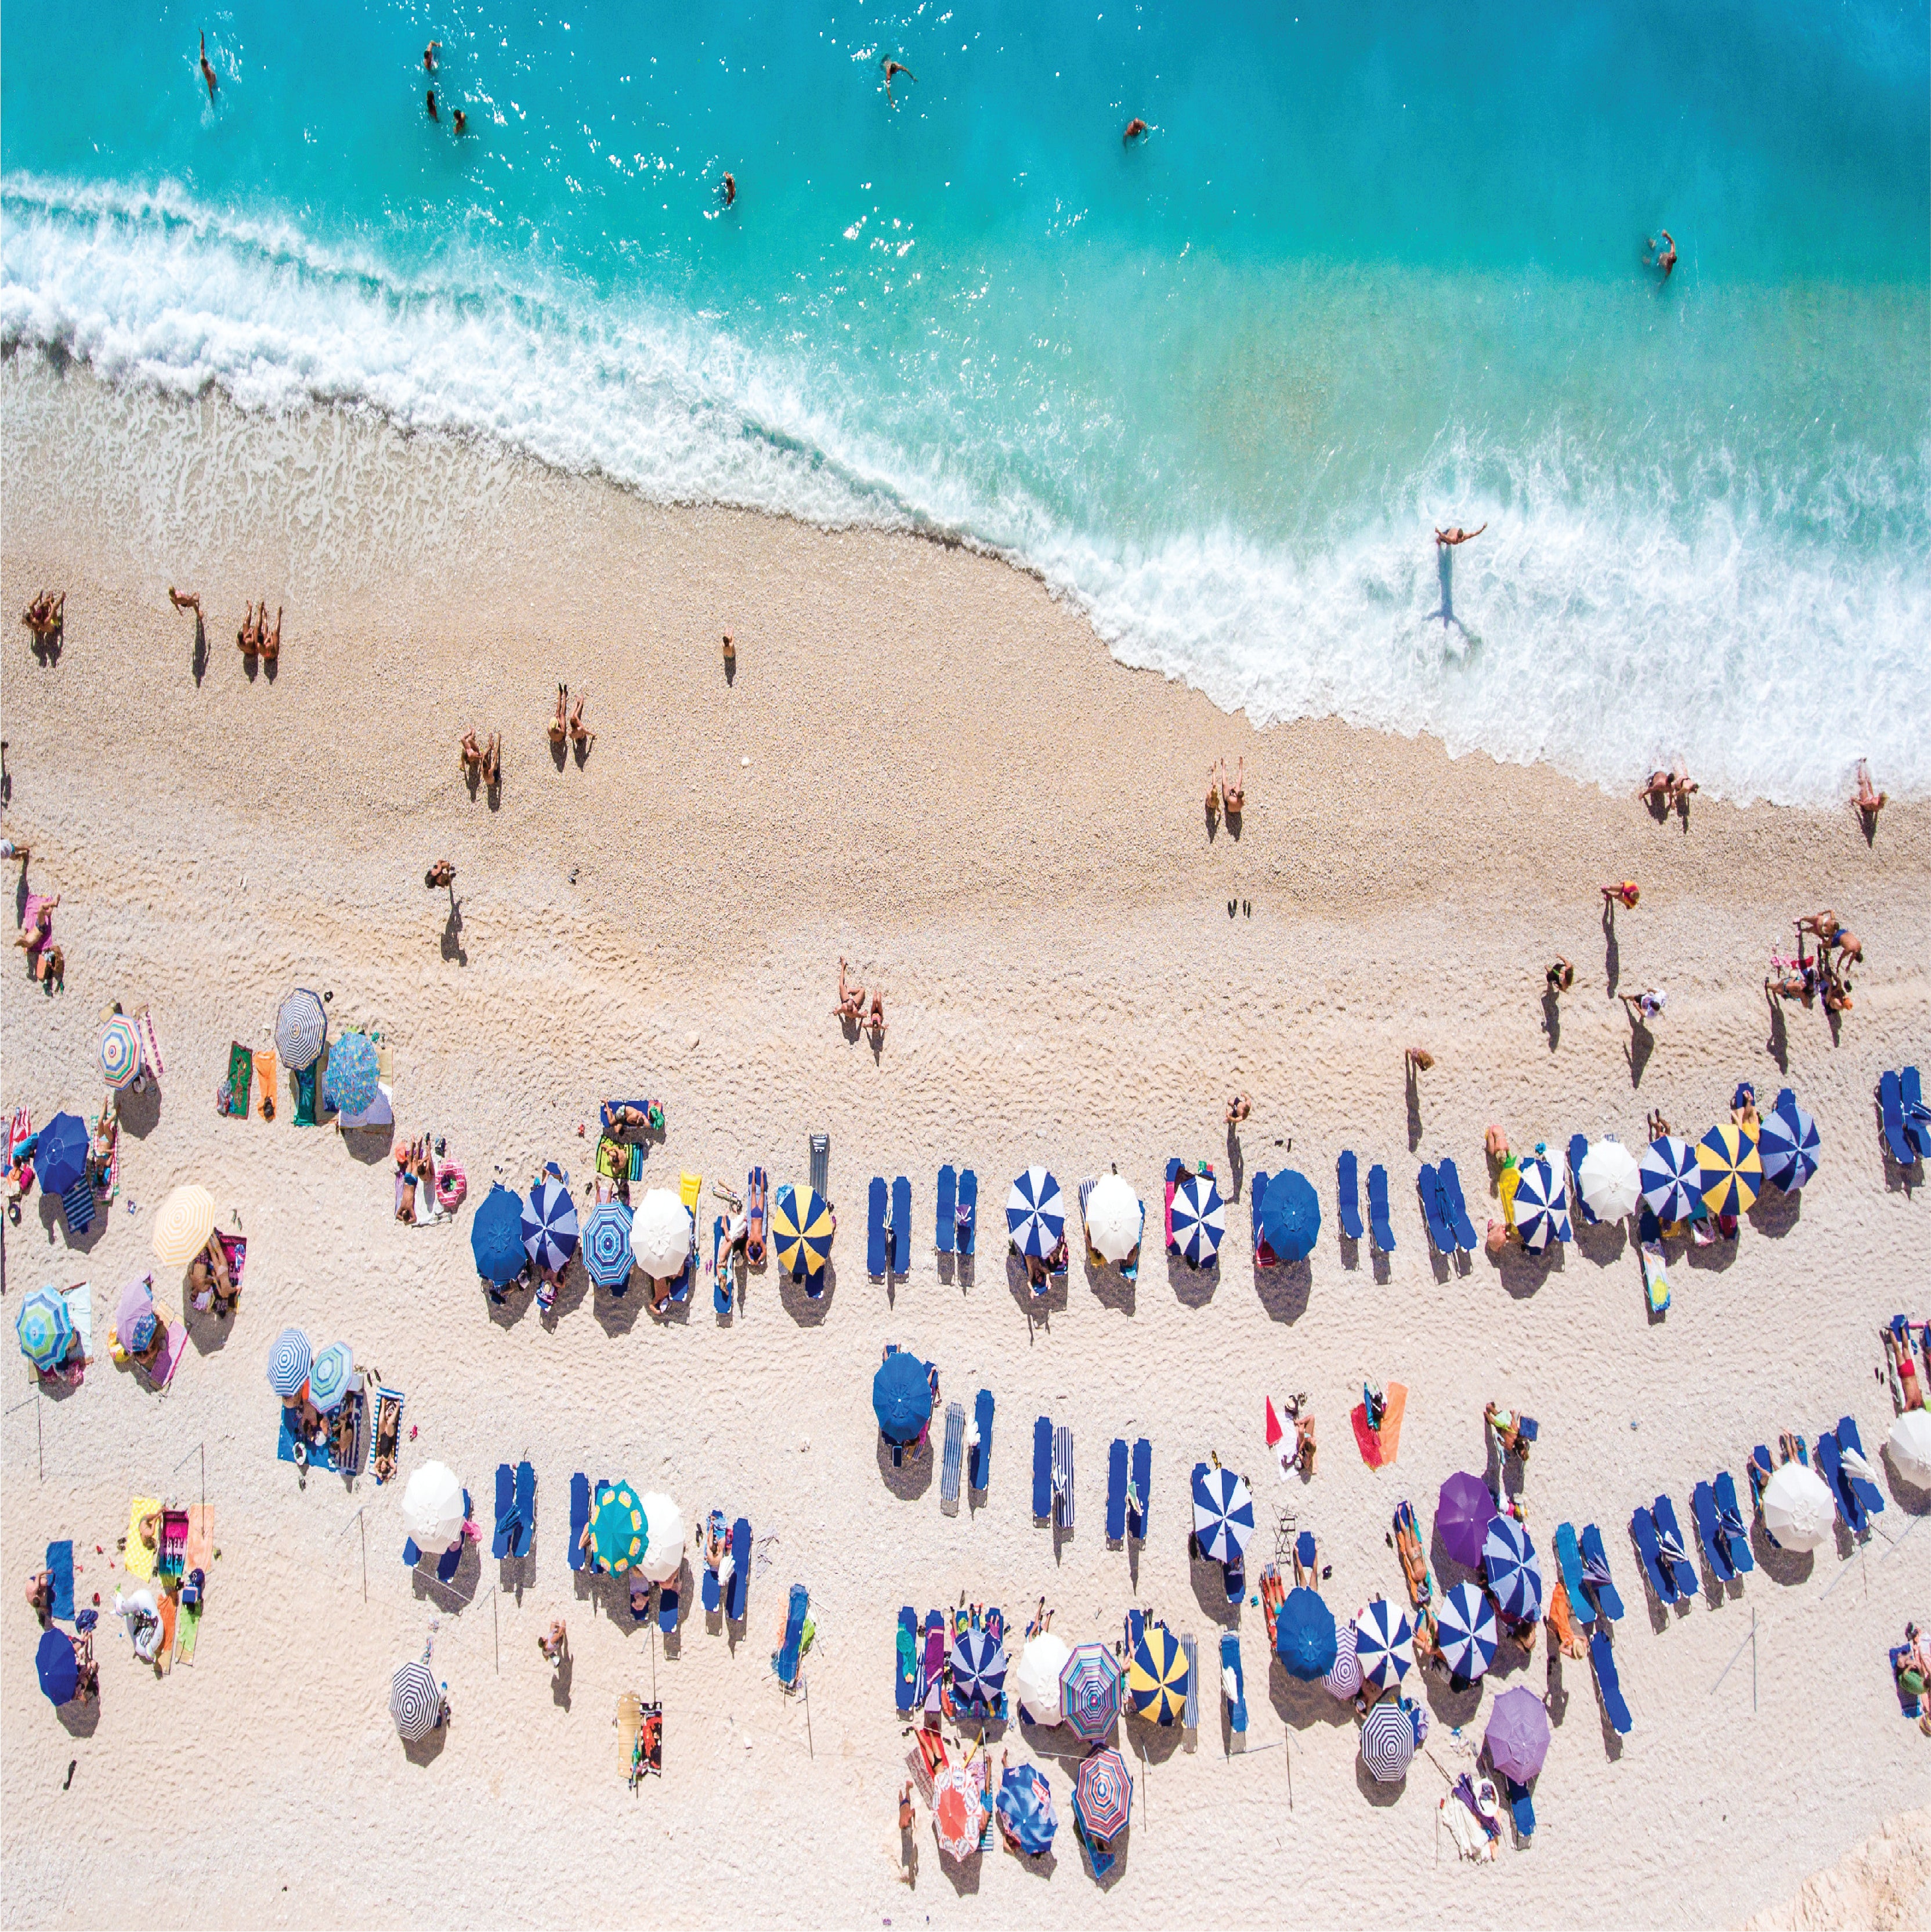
4;174;1924;803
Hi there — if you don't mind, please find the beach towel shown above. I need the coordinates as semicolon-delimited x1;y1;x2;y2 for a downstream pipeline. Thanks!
45;1541;74;1621
223;1043;252;1118
253;1047;277;1118
63;1283;92;1357
1350;1382;1407;1467
292;1064;317;1126
135;1006;165;1079
124;1495;162;1581
174;1505;213;1664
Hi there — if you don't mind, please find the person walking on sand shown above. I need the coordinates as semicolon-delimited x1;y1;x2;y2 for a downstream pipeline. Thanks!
1225;1093;1251;1126
428;860;455;890
1435;522;1485;547
1620;985;1666;1022
1405;1046;1434;1074
1601;879;1640;911
168;587;202;619
1854;759;1887;823
834;958;865;1023
1546;956;1574;995
882;57;917;101
198;32;218;99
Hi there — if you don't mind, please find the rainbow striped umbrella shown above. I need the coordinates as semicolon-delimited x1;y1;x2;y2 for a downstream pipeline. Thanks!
1073;1746;1133;1840
1058;1641;1123;1741
97;1016;142;1089
1697;1122;1762;1218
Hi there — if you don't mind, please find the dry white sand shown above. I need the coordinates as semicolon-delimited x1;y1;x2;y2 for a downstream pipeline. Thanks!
3;360;1928;1929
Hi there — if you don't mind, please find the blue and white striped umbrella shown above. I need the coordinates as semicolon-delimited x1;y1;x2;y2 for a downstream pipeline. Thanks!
1481;1514;1545;1622
1170;1171;1225;1265
1435;1580;1499;1680
323;1031;380;1115
1639;1135;1700;1222
265;1326;312;1397
1005;1167;1065;1259
522;1172;580;1272
1759;1099;1820;1192
389;1658;442;1742
1360;1700;1416;1782
274;988;328;1072
307;1341;355;1413
1353;1597;1413;1689
1190;1464;1255;1563
581;1201;634;1288
952;1625;1007;1713
1511;1157;1568;1251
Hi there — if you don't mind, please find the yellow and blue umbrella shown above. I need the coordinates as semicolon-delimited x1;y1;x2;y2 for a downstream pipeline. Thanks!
97;1016;142;1089
772;1184;833;1280
16;1287;74;1368
1697;1122;1762;1218
1126;1617;1190;1725
591;1480;646;1573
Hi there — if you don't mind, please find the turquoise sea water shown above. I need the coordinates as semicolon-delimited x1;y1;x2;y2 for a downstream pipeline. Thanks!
4;0;1926;799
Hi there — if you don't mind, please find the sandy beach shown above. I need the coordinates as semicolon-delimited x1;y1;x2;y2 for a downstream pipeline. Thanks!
3;359;1929;1929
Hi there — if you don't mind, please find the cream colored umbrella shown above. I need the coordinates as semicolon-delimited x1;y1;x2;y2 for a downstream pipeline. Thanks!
637;1492;687;1583
151;1185;217;1267
402;1461;465;1552
1011;1632;1071;1724
1886;1410;1931;1486
1578;1140;1642;1220
632;1188;692;1278
1084;1173;1142;1262
1761;1462;1835;1552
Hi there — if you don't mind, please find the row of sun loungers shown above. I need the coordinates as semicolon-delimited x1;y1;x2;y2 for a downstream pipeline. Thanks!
1877;1067;1931;1168
1105;1437;1152;1544
1031;1418;1075;1530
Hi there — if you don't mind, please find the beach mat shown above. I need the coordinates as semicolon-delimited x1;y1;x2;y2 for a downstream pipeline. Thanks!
225;1043;252;1118
124;1494;161;1581
277;1406;343;1471
46;1540;74;1621
177;1504;212;1663
254;1047;277;1118
157;1588;178;1674
175;1598;202;1664
1350;1384;1408;1469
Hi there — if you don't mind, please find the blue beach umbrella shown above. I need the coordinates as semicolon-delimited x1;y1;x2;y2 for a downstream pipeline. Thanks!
1435;1580;1499;1680
1170;1171;1225;1265
16;1287;74;1370
1511;1157;1568;1251
1482;1514;1545;1623
996;1764;1057;1854
1354;1597;1413;1689
1005;1167;1065;1259
1274;1587;1339;1680
37;1629;79;1704
322;1032;380;1116
1257;1170;1321;1261
1639;1135;1700;1223
582;1201;635;1289
952;1624;1007;1713
1191;1464;1256;1563
33;1113;89;1195
522;1171;580;1272
471;1183;526;1285
1758;1097;1820;1192
873;1352;932;1444
307;1342;355;1413
265;1326;312;1397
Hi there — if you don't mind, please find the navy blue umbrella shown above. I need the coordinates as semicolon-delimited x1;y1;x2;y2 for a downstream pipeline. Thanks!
1258;1171;1321;1261
873;1352;932;1444
33;1112;89;1195
36;1628;78;1703
470;1183;526;1285
1274;1587;1339;1680
996;1764;1057;1854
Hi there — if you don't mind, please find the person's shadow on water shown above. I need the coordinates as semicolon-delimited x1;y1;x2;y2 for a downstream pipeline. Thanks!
1429;547;1466;637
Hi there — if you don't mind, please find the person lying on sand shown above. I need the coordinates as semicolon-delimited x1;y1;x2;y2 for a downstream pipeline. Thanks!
866;991;887;1041
1601;880;1640;910
189;1233;234;1315
262;605;281;663
167;587;202;618
1434;523;1485;547
1854;759;1887;821
16;890;57;949
549;683;569;745
1765;961;1812;1004
481;732;500;787
1217;756;1245;813
32;943;64;987
834;958;865;1022
567;691;594;750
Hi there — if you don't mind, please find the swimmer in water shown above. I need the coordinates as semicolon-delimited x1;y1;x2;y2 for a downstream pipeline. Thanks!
721;171;736;207
1434;523;1486;547
1645;229;1677;280
453;107;467;135
1123;118;1148;141
424;41;439;72
426;88;439;121
883;59;917;102
198;32;218;98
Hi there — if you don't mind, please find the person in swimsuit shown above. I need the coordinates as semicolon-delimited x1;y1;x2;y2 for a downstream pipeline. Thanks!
721;172;736;207
426;89;440;121
481;732;500;788
459;728;483;777
453;108;467;135
1546;956;1574;994
882;58;917;101
866;991;887;1041
199;32;218;98
262;605;281;663
1600;880;1640;911
1854;759;1887;822
567;691;594;750
168;587;202;619
834;958;865;1022
1646;230;1676;280
1434;523;1485;547
1225;1093;1250;1125
1123;117;1148;141
428;860;455;890
549;684;569;746
1215;756;1245;813
424;41;440;72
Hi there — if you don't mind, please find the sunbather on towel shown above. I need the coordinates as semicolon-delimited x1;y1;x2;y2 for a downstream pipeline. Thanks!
189;1233;234;1315
24;1568;54;1626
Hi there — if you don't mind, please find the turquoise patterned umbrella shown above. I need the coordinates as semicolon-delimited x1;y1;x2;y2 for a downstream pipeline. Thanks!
16;1287;73;1368
323;1032;379;1115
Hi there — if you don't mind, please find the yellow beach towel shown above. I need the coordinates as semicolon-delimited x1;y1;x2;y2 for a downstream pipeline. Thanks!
124;1494;162;1581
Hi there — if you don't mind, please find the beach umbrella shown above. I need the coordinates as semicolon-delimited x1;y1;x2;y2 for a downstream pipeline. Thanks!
1012;1632;1070;1723
389;1659;442;1742
873;1351;932;1444
274;989;328;1071
1759;1099;1820;1192
402;1461;465;1554
521;1171;580;1273
1578;1139;1643;1220
1073;1746;1133;1841
1482;1515;1545;1622
1126;1619;1191;1725
469;1183;526;1285
1887;1411;1931;1486
1274;1588;1339;1681
953;1625;1008;1713
33;1113;88;1195
1639;1135;1700;1223
1191;1463;1256;1563
308;1342;355;1414
151;1183;216;1267
1006;1167;1065;1259
1359;1700;1415;1783
37;1629;79;1705
1257;1169;1321;1261
636;1492;686;1583
265;1326;312;1397
1170;1170;1225;1265
97;1015;142;1089
16;1287;74;1370
1324;1619;1363;1699
771;1185;834;1280
116;1280;158;1356
580;1201;635;1288
1511;1157;1568;1251
1436;1470;1495;1569
1059;1642;1124;1741
1485;1685;1552;1782
931;1764;985;1861
1761;1463;1835;1551
1697;1122;1763;1218
996;1764;1057;1854
1435;1581;1499;1681
1084;1173;1142;1262
1354;1598;1414;1689
322;1031;380;1117
630;1189;690;1278
590;1480;646;1572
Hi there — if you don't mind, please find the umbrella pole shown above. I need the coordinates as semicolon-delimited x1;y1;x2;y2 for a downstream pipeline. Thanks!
803;1674;814;1758
494;1585;500;1674
37;1376;44;1483
1751;1609;1757;1714
1285;1731;1293;1810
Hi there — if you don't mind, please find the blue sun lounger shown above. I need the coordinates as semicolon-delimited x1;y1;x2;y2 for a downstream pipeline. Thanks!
1651;1495;1699;1598
1503;1775;1535;1840
45;1540;74;1622
659;1573;680;1633
1691;1481;1735;1583
1250;1169;1271;1262
1553;1522;1593;1623
1567;1135;1598;1225
896;1605;919;1713
1629;1505;1677;1605
956;1169;978;1255
1814;1427;1858;1532
940;1402;966;1514
1220;1631;1247;1738
970;1389;994;1492
773;1583;808;1688
1416;1162;1451;1253
1337;1151;1364;1243
1107;1439;1129;1543
892;1177;912;1275
1590;1630;1633;1735
1366;1164;1395;1251
492;1464;517;1558
1032;1417;1053;1522
1438;1158;1478;1250
867;1179;888;1280
936;1165;957;1254
1879;1071;1916;1167
1711;1472;1755;1573
1075;1793;1118;1880
1838;1417;1887;1520
1052;1426;1075;1532
1578;1524;1625;1620
727;1516;750;1621
1904;1068;1931;1159
568;1472;591;1572
1129;1437;1151;1542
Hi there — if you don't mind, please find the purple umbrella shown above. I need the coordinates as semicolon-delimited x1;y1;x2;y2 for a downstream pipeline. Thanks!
1437;1471;1494;1569
117;1280;158;1355
1484;1684;1552;1782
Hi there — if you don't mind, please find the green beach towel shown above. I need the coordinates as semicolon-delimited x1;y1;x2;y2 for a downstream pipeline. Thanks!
224;1043;252;1118
293;1064;317;1126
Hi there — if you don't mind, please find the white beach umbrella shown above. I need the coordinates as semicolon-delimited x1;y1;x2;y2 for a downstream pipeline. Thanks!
632;1188;692;1277
1578;1140;1641;1220
1084;1174;1142;1262
402;1460;465;1552
637;1492;686;1583
1761;1463;1835;1551
1012;1633;1071;1724
1886;1411;1931;1486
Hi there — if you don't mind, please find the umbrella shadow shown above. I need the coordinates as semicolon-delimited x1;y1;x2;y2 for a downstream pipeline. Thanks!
1185;1552;1242;1629
1165;1253;1217;1308
55;1696;101;1739
1748;1521;1813;1587
1354;1756;1408;1808
1879;1458;1929;1515
1086;1263;1134;1318
1252;1258;1310;1324
1007;1254;1063;1326
877;1436;934;1501
779;1266;833;1325
1129;1720;1185;1768
1422;1668;1484;1729
342;1123;394;1167
40;1190;109;1257
114;1081;162;1140
402;1723;450;1767
411;1539;482;1612
1265;1664;1352;1734
935;1846;983;1898
1574;1217;1628;1269
1746;1186;1801;1238
541;1266;590;1329
1491;1241;1558;1301
592;1282;646;1338
1682;1236;1739;1275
